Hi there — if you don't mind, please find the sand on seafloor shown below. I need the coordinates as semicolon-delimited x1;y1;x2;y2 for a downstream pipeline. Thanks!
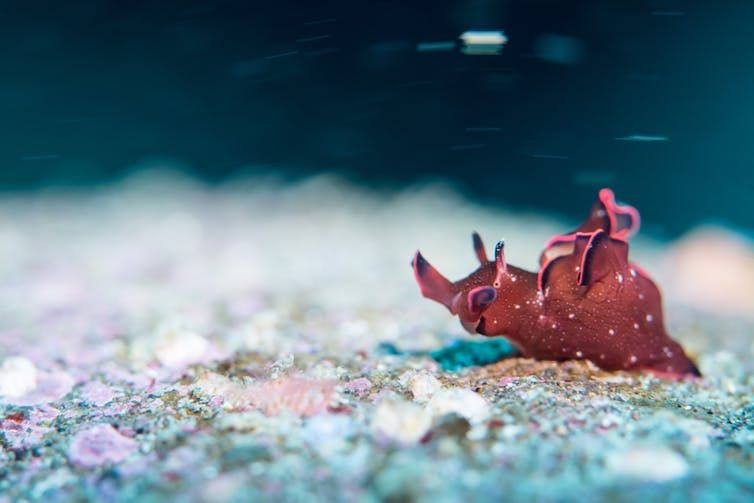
0;171;752;502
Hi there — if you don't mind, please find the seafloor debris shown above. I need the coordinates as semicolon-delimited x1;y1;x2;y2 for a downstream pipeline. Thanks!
68;424;139;468
0;174;751;501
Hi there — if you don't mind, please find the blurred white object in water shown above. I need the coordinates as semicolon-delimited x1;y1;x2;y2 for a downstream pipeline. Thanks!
460;31;507;55
666;226;754;319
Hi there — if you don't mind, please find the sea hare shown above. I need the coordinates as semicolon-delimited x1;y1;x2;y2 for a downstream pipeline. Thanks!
412;189;699;377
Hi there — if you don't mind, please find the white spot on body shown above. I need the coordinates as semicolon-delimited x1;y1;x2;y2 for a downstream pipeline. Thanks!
568;313;575;319
608;329;615;336
630;268;637;278
576;351;584;357
617;273;624;284
646;314;654;322
633;323;640;330
630;355;638;363
514;304;521;309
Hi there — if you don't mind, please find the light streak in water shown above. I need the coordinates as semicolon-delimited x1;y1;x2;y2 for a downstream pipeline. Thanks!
459;31;508;55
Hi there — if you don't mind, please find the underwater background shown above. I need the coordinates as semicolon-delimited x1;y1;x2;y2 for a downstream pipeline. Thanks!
3;0;754;234
1;1;753;502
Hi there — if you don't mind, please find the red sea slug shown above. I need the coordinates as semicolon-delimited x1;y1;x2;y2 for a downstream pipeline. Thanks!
412;189;700;377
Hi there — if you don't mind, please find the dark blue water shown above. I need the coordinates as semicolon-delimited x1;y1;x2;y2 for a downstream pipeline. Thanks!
2;0;753;235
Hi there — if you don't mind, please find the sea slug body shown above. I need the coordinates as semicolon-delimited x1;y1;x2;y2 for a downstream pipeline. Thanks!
412;189;699;377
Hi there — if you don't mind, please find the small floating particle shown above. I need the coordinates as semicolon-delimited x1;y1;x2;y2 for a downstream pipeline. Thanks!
264;50;299;60
532;153;569;160
614;134;669;142
416;41;455;52
460;30;508;55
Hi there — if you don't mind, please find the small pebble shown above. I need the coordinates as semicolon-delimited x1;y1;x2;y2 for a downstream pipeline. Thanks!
605;446;689;482
408;372;442;403
0;356;38;398
154;322;211;368
372;398;432;444
345;377;373;396
427;388;490;425
68;424;138;468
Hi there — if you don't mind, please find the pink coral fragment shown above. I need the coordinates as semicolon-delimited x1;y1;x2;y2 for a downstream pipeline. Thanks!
345;377;373;396
79;381;119;407
68;424;138;468
253;377;336;417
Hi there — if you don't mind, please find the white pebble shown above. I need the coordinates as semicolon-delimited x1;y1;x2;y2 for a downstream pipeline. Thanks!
372;398;431;444
606;446;688;482
154;321;210;368
408;372;442;403
427;388;490;424
0;356;38;398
